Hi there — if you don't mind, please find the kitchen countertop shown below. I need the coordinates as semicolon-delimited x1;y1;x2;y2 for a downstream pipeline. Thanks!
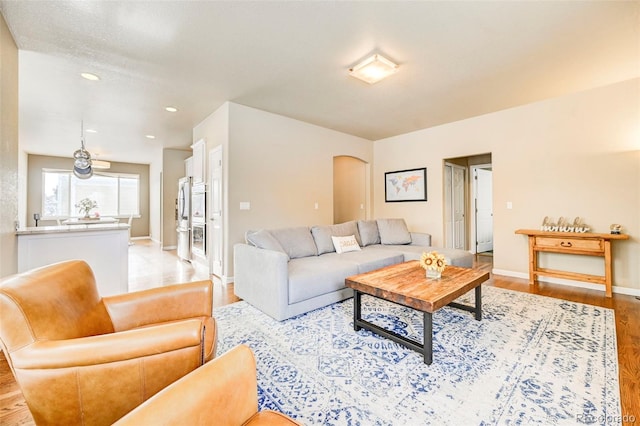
16;223;130;235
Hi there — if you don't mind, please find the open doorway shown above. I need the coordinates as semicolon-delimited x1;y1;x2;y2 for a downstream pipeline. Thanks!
333;156;369;224
443;153;493;254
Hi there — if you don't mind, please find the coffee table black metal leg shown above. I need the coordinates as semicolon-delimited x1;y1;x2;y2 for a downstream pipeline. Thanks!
353;290;362;331
475;285;482;321
423;311;433;365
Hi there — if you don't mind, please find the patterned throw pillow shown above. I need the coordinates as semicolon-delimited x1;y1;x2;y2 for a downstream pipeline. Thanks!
331;235;361;254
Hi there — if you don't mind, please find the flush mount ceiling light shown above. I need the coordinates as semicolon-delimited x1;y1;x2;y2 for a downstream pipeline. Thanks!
80;72;100;81
165;106;178;112
348;53;398;84
145;134;156;139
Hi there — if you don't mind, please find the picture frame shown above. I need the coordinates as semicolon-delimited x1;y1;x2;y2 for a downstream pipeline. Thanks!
384;167;427;202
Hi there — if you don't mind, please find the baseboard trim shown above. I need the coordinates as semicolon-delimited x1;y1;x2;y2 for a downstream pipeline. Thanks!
162;245;177;251
492;269;640;297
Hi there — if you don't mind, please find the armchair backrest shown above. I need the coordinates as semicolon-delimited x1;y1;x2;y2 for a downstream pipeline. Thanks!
0;260;114;354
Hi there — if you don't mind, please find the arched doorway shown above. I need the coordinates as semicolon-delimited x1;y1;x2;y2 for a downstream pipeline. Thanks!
333;156;369;224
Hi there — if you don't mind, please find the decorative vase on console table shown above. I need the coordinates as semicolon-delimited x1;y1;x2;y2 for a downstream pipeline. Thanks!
420;251;447;280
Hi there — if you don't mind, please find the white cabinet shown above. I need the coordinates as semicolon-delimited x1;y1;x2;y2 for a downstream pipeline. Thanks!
191;139;205;184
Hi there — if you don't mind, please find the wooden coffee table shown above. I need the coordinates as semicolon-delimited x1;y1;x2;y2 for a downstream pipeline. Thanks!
345;261;490;365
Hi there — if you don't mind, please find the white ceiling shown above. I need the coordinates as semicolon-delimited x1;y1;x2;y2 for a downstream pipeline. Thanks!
1;1;638;164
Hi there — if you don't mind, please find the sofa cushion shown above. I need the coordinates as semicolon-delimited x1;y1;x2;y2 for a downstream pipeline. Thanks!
331;235;361;254
323;248;404;274
376;218;411;245
370;244;473;268
310;221;361;255
357;220;380;246
245;230;290;259
270;227;318;259
288;257;358;304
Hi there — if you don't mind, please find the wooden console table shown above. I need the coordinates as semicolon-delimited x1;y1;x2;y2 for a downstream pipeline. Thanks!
515;229;629;297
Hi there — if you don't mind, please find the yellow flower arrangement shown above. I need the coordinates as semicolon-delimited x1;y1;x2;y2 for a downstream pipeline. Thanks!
420;251;447;273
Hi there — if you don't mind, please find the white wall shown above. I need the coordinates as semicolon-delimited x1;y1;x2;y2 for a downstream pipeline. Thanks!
148;148;163;243
0;13;19;277
193;103;230;277
374;78;640;293
192;102;373;279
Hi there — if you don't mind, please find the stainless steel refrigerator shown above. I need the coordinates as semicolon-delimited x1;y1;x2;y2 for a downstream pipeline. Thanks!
177;177;191;261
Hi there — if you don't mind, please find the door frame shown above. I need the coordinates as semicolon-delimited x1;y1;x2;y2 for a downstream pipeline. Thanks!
443;162;467;250
208;146;223;279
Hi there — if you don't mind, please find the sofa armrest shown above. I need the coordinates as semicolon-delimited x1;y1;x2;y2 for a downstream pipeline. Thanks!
10;319;205;369
234;243;290;321
104;280;213;331
410;232;432;247
113;345;260;426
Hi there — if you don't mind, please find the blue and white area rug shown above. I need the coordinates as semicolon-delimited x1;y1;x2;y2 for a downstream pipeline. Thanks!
215;286;620;425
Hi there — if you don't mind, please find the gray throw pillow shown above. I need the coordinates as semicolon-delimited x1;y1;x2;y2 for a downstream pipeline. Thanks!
377;218;411;245
246;229;289;259
311;221;361;255
357;220;380;246
270;227;318;259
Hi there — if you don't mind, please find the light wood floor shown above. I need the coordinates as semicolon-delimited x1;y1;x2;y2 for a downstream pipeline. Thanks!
1;244;638;425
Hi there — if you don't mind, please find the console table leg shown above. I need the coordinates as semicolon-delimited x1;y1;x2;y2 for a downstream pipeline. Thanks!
604;240;613;297
528;236;537;286
423;312;433;365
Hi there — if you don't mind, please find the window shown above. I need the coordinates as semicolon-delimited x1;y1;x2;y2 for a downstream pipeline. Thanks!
43;169;140;218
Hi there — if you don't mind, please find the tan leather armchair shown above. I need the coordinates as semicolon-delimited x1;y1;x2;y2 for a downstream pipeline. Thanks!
0;260;217;426
114;345;302;426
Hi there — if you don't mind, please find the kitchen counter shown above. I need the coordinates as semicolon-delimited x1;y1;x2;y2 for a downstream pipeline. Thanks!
16;224;130;296
16;223;129;235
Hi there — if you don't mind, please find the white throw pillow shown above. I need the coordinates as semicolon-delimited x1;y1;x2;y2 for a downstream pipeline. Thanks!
331;235;361;254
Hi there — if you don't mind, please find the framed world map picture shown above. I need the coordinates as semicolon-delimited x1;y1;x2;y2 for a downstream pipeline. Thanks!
385;167;427;202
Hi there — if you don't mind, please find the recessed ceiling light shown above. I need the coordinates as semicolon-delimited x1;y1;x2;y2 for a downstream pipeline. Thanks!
145;135;156;139
165;106;178;112
80;72;101;81
349;54;398;84
86;129;98;133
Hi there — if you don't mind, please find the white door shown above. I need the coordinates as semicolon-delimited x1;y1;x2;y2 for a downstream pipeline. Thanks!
209;147;223;277
474;168;493;253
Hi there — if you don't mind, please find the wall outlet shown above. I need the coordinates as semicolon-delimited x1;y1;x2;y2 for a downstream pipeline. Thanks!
240;202;251;210
506;201;513;209
314;202;319;210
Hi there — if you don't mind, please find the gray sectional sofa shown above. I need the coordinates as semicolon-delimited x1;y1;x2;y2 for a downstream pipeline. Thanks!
234;218;473;321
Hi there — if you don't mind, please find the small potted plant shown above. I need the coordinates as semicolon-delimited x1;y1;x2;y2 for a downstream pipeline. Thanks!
75;198;98;218
420;251;447;279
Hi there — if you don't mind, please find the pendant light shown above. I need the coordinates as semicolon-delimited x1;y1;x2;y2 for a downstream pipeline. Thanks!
73;121;93;179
